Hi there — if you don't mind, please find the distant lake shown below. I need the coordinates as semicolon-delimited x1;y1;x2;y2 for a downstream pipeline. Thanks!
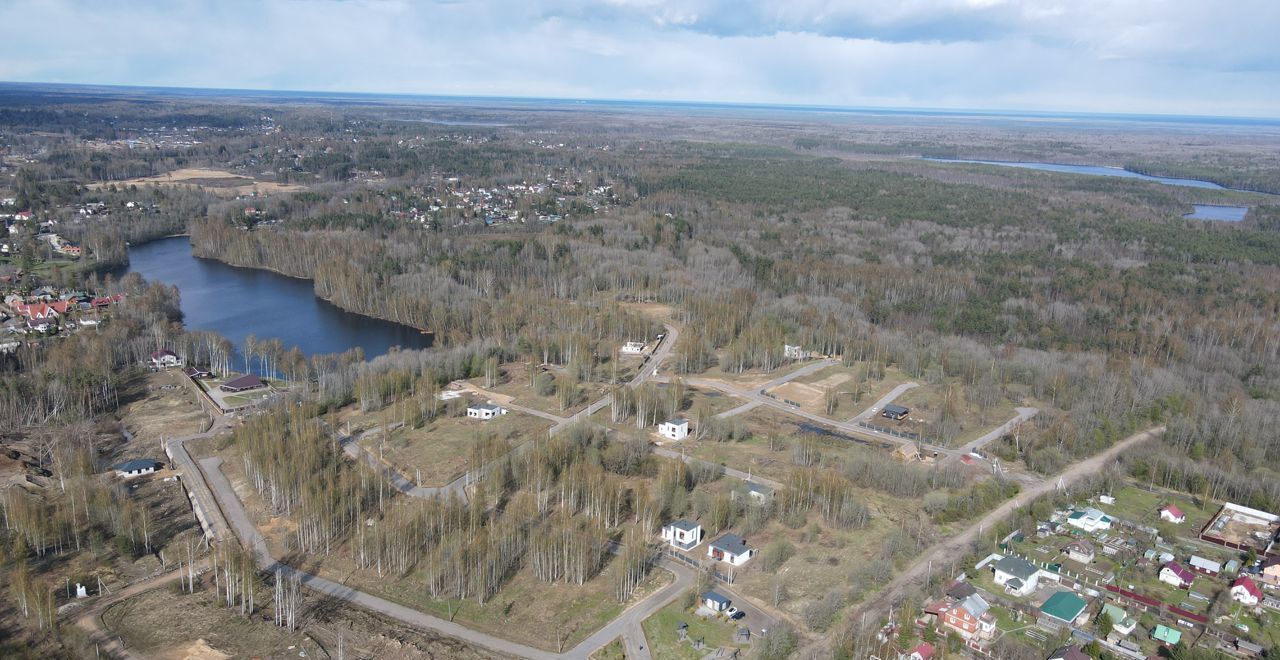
123;237;432;367
1184;204;1249;221
924;158;1229;190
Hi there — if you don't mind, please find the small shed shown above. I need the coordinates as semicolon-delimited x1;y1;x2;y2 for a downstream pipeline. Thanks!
703;590;731;612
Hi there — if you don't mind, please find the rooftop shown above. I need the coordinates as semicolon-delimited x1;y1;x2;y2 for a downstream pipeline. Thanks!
709;533;749;552
667;519;700;532
1039;591;1087;623
994;555;1039;581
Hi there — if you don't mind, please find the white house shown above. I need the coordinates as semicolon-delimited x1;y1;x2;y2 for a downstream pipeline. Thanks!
992;556;1041;597
150;349;182;368
620;341;645;355
1159;562;1196;588
466;403;507;420
1064;540;1096;564
1066;508;1112;533
661;520;704;551
1159;504;1186;524
114;459;159;478
1231;576;1262;606
657;418;689;441
708;533;754;566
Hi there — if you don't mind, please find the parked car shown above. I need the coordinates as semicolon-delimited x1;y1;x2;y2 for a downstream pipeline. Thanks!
731;610;746;620
725;606;740;618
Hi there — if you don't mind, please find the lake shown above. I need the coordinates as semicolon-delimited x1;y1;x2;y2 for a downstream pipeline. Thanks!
924;158;1229;190
1184;204;1249;221
123;237;433;364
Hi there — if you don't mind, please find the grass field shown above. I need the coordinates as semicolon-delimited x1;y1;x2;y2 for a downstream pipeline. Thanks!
1095;483;1216;533
893;381;1019;447
475;364;612;417
354;411;550;486
641;591;742;660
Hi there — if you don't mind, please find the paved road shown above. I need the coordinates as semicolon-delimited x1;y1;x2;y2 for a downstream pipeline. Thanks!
847;382;919;422
798;425;1165;658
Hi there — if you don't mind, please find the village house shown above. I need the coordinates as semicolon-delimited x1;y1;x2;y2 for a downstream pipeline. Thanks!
903;642;934;660
1231;576;1262;606
1100;603;1137;636
942;594;996;641
1262;556;1280;587
992;555;1041;597
150;349;182;368
183;365;213;379
1159;561;1196;588
1064;539;1096;564
1159;504;1186;524
703;590;731;613
657;417;689;441
1047;646;1091;660
735;481;774;505
1037;591;1088;631
881;403;910;421
661;520;703;551
113;459;159;478
707;533;754;565
1152;624;1182;646
892;443;922;462
1189;555;1221;576
466;403;507;420
1066;507;1112;533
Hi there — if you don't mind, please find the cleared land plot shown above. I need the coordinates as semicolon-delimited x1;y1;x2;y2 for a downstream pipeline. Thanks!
475;364;613;417
641;592;743;660
87;168;306;196
119;371;209;444
102;587;317;659
354;411;551;486
1096;484;1216;534
731;503;920;622
891;382;1019;448
1202;504;1280;554
781;363;911;418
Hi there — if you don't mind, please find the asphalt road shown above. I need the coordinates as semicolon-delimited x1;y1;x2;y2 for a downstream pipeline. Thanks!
847;381;919;422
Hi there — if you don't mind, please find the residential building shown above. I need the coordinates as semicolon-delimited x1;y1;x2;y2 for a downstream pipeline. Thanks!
903;642;934;660
1262;556;1280;587
707;533;754;565
1152;624;1181;646
466;403;507;420
1064;540;1096;564
661;520;703;551
114;459;159;478
1159;504;1186;524
1231;576;1262;606
1189;555;1221;576
1159;562;1196;588
942;594;996;640
1038;591;1088;631
732;481;774;505
1047;646;1090;660
703;590;730;613
150;349;182;368
657;418;689;441
992;555;1040;597
1066;507;1112;532
1100;603;1136;636
881;404;910;420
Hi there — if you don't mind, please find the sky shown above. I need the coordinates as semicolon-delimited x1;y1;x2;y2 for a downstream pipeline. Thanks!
1;0;1278;117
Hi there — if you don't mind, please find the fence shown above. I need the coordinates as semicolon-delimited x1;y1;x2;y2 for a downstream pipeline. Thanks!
855;420;929;444
659;547;734;584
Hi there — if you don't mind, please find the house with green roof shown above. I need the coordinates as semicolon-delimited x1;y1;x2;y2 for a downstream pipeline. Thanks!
1100;603;1136;636
1152;624;1181;645
1038;591;1088;631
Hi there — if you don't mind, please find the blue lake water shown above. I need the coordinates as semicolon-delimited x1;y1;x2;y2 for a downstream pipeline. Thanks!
924;158;1228;189
123;237;432;363
1184;205;1249;221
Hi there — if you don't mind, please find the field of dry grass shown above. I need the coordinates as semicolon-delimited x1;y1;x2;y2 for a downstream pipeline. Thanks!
87;168;306;197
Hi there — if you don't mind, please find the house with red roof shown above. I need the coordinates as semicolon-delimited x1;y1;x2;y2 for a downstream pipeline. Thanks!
905;642;934;660
1159;562;1196;588
1231;576;1262;606
1159;504;1186;524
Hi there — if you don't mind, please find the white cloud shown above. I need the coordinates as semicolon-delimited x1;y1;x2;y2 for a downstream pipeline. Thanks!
0;0;1276;117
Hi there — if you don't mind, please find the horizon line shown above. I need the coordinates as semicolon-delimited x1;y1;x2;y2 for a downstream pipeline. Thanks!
2;79;1279;125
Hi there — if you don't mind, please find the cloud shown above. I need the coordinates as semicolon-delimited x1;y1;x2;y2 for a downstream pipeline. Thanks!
0;0;1277;117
